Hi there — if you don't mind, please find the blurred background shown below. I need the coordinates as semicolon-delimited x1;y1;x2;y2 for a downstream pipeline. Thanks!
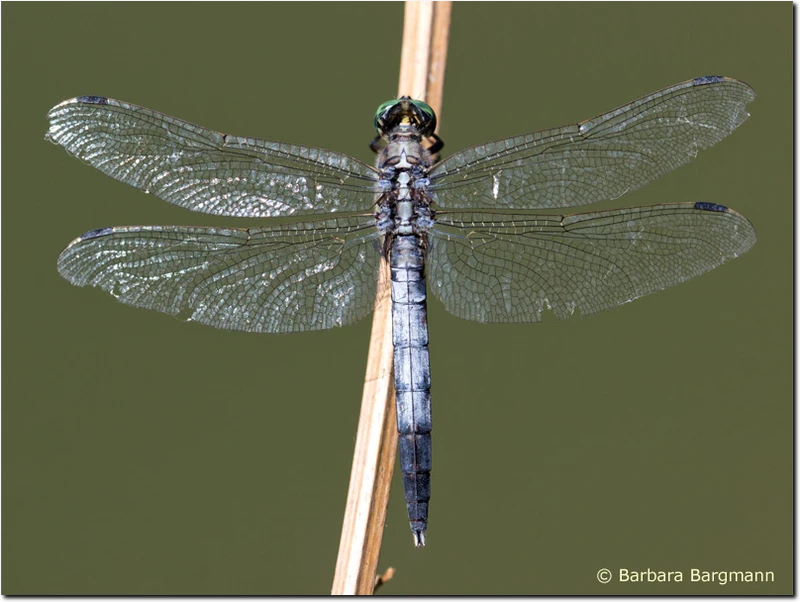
2;3;790;594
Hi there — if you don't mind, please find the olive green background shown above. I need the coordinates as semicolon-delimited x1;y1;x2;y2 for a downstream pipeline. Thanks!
3;2;791;595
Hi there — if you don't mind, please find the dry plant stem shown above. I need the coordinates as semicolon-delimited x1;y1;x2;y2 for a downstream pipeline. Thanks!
332;1;451;595
425;2;452;119
373;567;397;593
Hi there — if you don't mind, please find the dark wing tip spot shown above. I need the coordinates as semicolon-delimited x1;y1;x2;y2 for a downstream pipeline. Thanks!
81;227;114;240
692;75;726;86
76;95;109;105
694;202;729;213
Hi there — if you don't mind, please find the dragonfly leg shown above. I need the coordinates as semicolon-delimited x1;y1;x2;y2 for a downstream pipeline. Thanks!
369;135;384;153
426;133;444;155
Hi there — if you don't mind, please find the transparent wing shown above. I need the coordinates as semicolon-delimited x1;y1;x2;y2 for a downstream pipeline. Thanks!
57;216;383;333
429;77;755;210
427;203;756;323
46;96;379;217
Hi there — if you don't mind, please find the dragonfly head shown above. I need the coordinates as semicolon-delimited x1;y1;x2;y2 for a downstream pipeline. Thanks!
374;97;437;139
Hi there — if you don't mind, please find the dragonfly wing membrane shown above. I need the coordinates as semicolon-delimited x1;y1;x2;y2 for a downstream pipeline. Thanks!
427;203;756;323
57;216;382;333
429;77;755;210
46;97;379;218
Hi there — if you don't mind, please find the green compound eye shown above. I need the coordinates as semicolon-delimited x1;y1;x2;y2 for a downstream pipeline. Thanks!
410;100;436;136
374;99;399;131
410;99;434;121
373;98;438;136
375;99;397;117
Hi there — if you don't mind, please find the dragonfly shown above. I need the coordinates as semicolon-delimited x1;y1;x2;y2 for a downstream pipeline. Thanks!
49;75;756;547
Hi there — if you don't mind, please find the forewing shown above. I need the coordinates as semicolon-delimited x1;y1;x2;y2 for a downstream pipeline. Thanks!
429;77;755;210
47;96;378;217
427;203;756;323
57;216;382;333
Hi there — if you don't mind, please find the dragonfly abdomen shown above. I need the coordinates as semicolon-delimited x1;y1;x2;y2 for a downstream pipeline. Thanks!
390;233;432;547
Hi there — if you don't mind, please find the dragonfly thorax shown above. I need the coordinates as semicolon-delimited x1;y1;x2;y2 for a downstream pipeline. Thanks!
376;136;435;237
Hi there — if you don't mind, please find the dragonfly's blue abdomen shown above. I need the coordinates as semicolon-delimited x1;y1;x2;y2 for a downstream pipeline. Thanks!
390;233;432;547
